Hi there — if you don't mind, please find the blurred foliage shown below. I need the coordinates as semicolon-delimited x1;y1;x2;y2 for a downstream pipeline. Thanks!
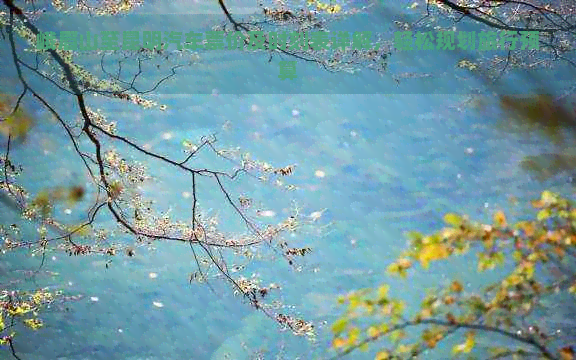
29;185;86;218
1;149;86;349
497;94;576;146
471;92;576;181
0;287;66;348
331;190;576;359
498;94;576;181
0;93;34;140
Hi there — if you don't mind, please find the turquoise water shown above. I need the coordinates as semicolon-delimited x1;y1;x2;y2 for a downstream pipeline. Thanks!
1;1;575;359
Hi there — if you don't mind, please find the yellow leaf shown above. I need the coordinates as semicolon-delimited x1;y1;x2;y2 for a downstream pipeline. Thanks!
347;293;361;312
327;4;341;13
522;222;535;237
332;337;347;348
377;285;390;300
375;350;390;360
396;258;412;269
424;331;439;348
8;302;32;316
418;244;450;269
397;344;411;353
493;210;507;227
547;231;562;242
420;308;432;319
541;190;556;205
450;281;463;293
23;318;43;330
386;263;400;275
452;331;475;354
367;326;380;338
523;262;535;279
443;295;455;305
560;346;575;360
457;59;478;70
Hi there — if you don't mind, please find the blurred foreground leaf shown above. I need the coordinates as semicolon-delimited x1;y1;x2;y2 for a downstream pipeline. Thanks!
0;93;34;140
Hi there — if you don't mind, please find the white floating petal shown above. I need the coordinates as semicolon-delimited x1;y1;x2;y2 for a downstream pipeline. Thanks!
314;170;325;178
153;301;164;308
292;109;300;117
149;272;158;279
310;209;326;221
90;296;99;302
64;209;72;215
258;210;276;217
162;132;173;140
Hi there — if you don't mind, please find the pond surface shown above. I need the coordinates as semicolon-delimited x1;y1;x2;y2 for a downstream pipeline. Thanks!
0;1;574;359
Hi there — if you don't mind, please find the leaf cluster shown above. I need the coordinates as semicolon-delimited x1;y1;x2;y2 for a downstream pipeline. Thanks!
331;190;576;359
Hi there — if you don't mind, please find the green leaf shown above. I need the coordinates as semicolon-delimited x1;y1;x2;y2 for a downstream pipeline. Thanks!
488;347;511;357
348;327;361;345
389;330;405;342
0;109;34;139
537;208;551;221
405;231;423;241
331;318;348;335
443;213;462;227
